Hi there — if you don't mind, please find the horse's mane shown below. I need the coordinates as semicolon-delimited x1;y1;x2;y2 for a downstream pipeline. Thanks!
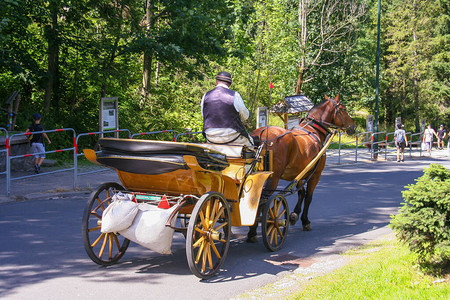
307;100;328;117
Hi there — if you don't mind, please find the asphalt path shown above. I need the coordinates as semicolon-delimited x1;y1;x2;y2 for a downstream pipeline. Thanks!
1;156;449;300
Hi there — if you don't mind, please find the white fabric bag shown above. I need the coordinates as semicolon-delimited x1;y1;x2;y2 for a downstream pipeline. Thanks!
119;203;178;255
101;193;139;233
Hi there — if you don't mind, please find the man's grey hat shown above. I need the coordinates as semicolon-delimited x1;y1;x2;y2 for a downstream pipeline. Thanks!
216;71;232;84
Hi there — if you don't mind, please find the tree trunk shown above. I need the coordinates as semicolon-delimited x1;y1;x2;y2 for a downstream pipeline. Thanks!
296;0;308;95
296;64;305;95
142;0;154;97
155;61;160;88
142;53;153;95
44;4;59;114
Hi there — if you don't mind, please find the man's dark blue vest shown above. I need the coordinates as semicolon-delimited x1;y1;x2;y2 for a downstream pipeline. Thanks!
203;86;248;138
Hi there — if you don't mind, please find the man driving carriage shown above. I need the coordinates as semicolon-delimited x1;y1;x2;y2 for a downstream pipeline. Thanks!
201;71;254;146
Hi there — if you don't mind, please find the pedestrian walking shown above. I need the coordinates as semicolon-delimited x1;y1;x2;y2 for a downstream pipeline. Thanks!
394;123;408;162
437;124;446;150
423;124;438;155
25;113;51;174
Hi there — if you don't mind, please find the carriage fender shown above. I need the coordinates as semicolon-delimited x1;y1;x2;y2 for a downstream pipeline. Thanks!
239;171;272;226
83;149;102;165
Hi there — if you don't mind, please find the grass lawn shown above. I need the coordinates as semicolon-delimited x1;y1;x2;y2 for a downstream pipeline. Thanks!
290;237;450;299
234;235;449;299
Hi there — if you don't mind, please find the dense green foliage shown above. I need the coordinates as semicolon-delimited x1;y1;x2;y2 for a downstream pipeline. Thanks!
0;0;449;135
390;164;450;263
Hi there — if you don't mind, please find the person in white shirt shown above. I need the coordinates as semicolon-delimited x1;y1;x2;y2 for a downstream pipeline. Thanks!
423;124;438;154
201;72;253;145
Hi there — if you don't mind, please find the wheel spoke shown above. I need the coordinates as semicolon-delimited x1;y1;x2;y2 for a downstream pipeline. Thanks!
276;226;284;239
210;200;218;226
272;226;277;245
89;226;101;232
205;200;211;225
273;199;278;217
268;225;275;244
207;243;213;270
91;232;105;247
109;234;113;259
274;227;278;246
275;200;282;216
210;240;221;260
212;207;224;226
195;240;205;264
201;242;208;272
194;227;207;235
268;206;275;220
193;236;205;248
277;209;286;219
98;233;108;258
199;211;208;230
91;212;102;220
97;196;106;211
113;234;121;249
213;222;228;231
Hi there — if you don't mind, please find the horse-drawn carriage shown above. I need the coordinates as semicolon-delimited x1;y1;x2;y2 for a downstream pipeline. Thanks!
82;95;355;279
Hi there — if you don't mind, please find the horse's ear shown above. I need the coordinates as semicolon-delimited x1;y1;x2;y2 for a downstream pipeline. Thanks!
336;94;340;102
324;94;329;100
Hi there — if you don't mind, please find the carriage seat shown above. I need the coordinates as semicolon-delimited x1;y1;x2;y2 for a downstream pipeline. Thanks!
196;143;257;160
96;138;229;175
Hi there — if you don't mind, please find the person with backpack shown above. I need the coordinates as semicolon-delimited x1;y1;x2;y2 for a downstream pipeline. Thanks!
25;113;51;174
394;123;408;162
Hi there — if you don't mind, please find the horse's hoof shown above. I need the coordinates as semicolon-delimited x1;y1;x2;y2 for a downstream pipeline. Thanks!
302;224;312;231
246;236;258;243
289;212;299;225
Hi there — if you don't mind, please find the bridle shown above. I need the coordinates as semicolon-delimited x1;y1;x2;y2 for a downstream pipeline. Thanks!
306;98;349;131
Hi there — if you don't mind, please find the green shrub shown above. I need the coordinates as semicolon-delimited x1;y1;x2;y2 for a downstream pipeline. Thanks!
390;164;450;263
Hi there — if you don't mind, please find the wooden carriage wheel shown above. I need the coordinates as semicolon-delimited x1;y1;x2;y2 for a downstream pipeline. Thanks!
82;182;130;265
186;192;231;279
262;194;289;252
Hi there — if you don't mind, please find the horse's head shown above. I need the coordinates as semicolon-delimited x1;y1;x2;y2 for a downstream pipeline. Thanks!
308;94;356;135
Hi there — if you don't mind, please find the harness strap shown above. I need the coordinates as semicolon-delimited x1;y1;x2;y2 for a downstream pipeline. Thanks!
307;117;331;135
292;125;321;144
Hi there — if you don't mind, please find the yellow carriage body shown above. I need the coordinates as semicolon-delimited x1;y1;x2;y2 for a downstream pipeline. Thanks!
84;138;272;226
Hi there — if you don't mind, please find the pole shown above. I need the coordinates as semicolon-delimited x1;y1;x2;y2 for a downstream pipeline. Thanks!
373;0;381;159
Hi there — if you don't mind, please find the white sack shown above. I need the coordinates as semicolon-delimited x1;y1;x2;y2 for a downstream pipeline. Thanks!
101;193;138;233
119;203;178;255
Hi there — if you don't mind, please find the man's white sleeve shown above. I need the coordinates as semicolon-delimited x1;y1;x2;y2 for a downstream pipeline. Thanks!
200;94;206;117
234;92;249;121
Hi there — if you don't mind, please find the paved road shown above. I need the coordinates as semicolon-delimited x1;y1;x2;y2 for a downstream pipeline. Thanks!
0;155;449;300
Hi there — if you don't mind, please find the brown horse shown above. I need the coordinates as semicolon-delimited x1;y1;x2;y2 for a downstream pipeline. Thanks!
248;94;356;241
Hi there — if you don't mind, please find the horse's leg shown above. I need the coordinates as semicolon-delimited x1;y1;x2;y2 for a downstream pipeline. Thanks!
300;191;313;231
300;160;326;231
289;187;305;225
